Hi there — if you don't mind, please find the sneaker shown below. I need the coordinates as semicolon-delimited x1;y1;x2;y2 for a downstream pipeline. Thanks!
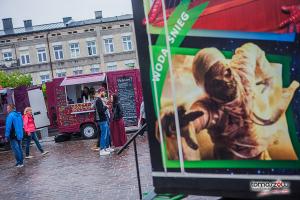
25;156;34;159
99;149;110;156
106;147;114;153
16;164;24;168
42;151;49;156
92;147;100;151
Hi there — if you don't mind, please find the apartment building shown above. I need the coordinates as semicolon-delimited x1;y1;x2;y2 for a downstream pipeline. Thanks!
0;11;139;85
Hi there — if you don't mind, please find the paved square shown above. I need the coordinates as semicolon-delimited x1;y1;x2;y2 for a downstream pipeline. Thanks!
0;135;219;200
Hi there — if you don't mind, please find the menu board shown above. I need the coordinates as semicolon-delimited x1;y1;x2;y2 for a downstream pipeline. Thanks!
117;76;137;126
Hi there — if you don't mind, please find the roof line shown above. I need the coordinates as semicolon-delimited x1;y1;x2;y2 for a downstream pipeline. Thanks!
0;14;133;37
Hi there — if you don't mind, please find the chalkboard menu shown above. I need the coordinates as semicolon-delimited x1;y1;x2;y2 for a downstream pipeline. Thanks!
117;76;137;126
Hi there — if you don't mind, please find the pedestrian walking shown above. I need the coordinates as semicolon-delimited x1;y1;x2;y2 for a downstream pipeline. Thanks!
23;107;49;159
5;104;24;167
110;94;127;147
94;89;112;156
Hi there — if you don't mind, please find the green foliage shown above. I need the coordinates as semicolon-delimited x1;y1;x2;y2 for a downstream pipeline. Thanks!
0;71;32;88
41;83;47;98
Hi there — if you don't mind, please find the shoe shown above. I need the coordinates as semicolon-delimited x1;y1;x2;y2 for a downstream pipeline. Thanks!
16;164;24;168
99;149;110;156
25;156;34;159
106;147;114;153
92;147;100;151
42;151;49;156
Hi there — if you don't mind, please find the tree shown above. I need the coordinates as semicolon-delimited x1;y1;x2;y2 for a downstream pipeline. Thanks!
0;71;32;88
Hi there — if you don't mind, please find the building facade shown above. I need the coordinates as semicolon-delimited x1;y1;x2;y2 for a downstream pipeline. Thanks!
0;12;139;85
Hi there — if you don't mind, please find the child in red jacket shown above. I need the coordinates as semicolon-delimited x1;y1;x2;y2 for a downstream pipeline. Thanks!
23;107;49;159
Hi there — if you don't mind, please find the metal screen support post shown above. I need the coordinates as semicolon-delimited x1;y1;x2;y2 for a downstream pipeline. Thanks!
134;137;142;200
118;123;147;200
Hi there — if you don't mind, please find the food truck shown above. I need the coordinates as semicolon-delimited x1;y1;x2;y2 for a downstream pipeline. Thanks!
46;69;142;139
0;86;50;144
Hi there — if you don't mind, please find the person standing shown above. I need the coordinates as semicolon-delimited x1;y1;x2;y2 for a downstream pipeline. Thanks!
95;89;111;156
138;100;146;135
23;107;49;159
138;100;146;128
5;104;24;167
101;93;114;152
110;94;127;147
91;91;113;153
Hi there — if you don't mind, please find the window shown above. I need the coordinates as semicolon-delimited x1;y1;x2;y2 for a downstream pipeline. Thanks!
125;60;135;68
106;62;117;71
122;36;133;51
3;52;12;61
40;74;50;84
90;64;100;73
87;41;97;56
37;48;47;63
20;52;30;65
56;69;66;77
0;93;8;114
53;45;64;60
104;38;114;53
70;43;80;58
66;84;101;104
73;66;83;76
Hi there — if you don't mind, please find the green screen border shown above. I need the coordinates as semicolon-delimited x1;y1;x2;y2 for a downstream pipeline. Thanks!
154;46;300;169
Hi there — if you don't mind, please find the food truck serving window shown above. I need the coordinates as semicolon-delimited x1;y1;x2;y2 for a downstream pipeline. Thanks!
0;90;8;114
61;73;106;105
66;84;98;104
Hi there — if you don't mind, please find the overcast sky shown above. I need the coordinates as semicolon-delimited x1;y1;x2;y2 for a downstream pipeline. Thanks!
0;0;133;29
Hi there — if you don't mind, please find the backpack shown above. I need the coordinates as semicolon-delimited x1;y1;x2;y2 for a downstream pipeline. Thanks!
10;121;17;140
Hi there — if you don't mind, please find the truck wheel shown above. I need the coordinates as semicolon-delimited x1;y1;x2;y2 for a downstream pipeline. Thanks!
81;124;97;139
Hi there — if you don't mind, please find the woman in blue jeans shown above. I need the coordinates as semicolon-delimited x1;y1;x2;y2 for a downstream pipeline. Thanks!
23;107;49;158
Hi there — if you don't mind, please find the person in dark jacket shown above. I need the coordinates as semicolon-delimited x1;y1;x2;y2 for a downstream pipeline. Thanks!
5;104;24;167
94;89;110;156
91;91;113;152
110;94;127;147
